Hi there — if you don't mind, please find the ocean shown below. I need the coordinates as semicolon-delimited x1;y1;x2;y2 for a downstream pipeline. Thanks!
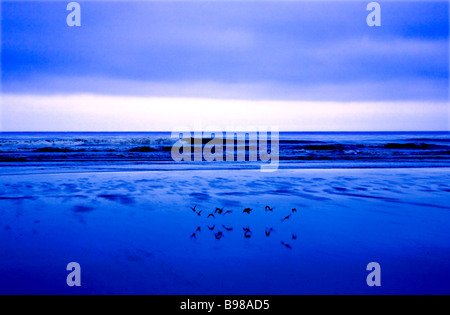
1;131;449;173
1;132;450;294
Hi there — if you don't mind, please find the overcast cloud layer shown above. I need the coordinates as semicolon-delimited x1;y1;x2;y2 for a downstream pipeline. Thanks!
2;1;448;101
1;1;448;131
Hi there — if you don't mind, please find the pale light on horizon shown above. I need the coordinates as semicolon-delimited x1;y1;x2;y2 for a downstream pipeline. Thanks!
1;94;448;132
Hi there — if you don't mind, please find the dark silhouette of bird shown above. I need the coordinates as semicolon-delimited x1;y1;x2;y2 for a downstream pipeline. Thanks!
265;206;274;212
215;231;223;240
243;227;251;233
197;210;202;216
243;208;252;214
222;225;233;231
208;224;215;231
281;241;292;249
281;214;291;222
191;205;198;212
265;227;274;236
242;226;253;238
190;233;196;239
207;213;215;219
292;208;297;213
223;210;232;216
292;234;297;240
196;226;201;232
215;207;224;214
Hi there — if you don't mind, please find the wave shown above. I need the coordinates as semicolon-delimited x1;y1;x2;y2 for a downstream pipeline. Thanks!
34;147;86;153
406;138;450;142
0;136;176;147
382;143;447;149
0;132;449;166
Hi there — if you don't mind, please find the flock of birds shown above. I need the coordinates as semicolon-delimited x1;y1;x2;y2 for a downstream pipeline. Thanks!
189;205;299;249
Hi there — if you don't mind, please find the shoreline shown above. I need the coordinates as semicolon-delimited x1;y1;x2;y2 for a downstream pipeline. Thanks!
1;163;450;176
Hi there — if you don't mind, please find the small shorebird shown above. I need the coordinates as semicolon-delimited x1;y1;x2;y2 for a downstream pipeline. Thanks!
196;226;201;232
190;233;197;239
292;208;297;213
243;208;252;214
207;213;215;219
265;206;274;212
215;207;224;214
197;210;202;217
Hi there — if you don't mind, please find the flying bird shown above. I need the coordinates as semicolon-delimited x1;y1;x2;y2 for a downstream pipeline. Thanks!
215;207;224;214
196;226;201;232
222;225;233;231
265;227;274;236
223;210;232;216
215;231;224;240
197;210;202;216
207;213;215;219
292;234;297;240
208;224;215;231
281;241;292;249
292;208;297;213
243;227;252;238
190;233;197;239
191;205;198;212
243;208;252;214
281;214;291;222
265;206;274;212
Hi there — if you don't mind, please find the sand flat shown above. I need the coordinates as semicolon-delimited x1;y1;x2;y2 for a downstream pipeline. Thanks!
1;168;449;294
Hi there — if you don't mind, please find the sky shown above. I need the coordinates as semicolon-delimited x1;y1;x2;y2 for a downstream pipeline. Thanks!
1;0;449;131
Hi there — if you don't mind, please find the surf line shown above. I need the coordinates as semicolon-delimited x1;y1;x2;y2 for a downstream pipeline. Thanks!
171;129;279;172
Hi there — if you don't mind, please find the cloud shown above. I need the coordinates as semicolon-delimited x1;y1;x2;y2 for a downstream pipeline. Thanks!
2;75;447;102
1;1;448;132
2;1;448;101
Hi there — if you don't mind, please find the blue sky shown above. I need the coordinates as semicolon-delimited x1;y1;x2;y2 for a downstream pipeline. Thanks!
1;1;449;131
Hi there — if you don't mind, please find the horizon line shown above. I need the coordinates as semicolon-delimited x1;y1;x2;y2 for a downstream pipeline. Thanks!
1;131;449;133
